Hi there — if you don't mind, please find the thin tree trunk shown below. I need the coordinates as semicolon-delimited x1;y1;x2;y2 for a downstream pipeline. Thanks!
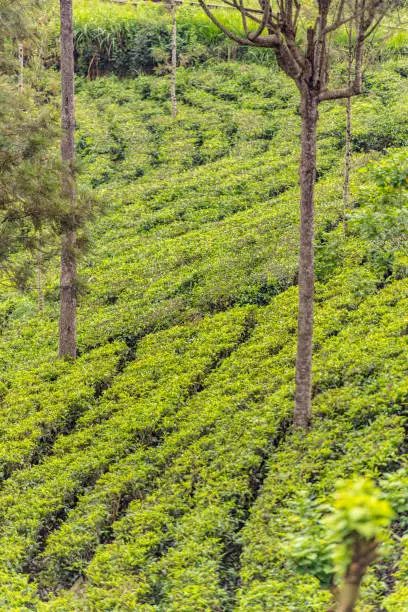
294;88;318;429
343;32;353;235
170;0;177;119
37;263;44;312
343;95;351;234
59;0;77;359
37;231;44;313
18;42;24;93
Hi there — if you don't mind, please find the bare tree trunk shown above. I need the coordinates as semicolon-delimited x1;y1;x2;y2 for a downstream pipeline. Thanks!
37;263;44;312
18;42;24;93
343;32;353;235
170;0;177;119
59;0;77;359
343;95;351;234
37;231;44;313
294;88;318;429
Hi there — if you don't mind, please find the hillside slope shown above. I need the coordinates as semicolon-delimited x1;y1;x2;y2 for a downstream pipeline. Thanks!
0;58;407;610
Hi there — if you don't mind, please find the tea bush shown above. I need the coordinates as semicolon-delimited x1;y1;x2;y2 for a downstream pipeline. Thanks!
0;26;407;610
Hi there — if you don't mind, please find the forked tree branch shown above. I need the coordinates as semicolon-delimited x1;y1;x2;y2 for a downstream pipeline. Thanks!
198;0;394;101
197;0;267;45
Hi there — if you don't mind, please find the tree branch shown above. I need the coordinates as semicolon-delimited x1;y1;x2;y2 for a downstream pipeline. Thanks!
247;2;272;42
197;0;269;45
318;82;361;101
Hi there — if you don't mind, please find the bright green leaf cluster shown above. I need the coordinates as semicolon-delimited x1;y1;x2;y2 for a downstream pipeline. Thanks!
325;478;395;577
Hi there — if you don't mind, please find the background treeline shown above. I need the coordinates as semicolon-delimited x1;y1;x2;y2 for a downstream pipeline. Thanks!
45;0;408;78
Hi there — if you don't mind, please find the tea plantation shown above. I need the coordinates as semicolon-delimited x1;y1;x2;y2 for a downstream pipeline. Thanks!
0;2;408;609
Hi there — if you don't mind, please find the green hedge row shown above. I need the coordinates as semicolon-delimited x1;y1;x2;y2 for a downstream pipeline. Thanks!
0;308;252;607
0;55;407;608
35;273;408;610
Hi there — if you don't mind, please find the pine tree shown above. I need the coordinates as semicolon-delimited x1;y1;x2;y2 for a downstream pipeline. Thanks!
0;0;61;292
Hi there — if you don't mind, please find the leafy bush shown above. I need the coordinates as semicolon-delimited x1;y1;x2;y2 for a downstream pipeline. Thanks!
351;148;408;276
325;478;394;577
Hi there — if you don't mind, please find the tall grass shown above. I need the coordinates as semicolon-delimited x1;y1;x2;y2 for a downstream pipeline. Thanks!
72;0;408;77
72;0;276;76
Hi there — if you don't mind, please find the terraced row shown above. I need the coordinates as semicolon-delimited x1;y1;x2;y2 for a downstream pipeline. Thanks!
1;248;404;608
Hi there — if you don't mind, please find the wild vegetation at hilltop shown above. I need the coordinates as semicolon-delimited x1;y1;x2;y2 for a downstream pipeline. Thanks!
0;1;407;610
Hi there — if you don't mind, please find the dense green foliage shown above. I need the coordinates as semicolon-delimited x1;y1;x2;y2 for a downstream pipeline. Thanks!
72;0;253;78
0;3;408;609
70;0;408;78
0;0;62;290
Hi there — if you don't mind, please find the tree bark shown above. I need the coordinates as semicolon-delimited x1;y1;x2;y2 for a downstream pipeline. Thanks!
337;581;360;612
37;264;44;312
37;231;44;313
336;539;378;612
293;88;318;429
170;0;177;118
343;32;353;235
343;95;351;234
59;0;77;359
18;43;24;93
